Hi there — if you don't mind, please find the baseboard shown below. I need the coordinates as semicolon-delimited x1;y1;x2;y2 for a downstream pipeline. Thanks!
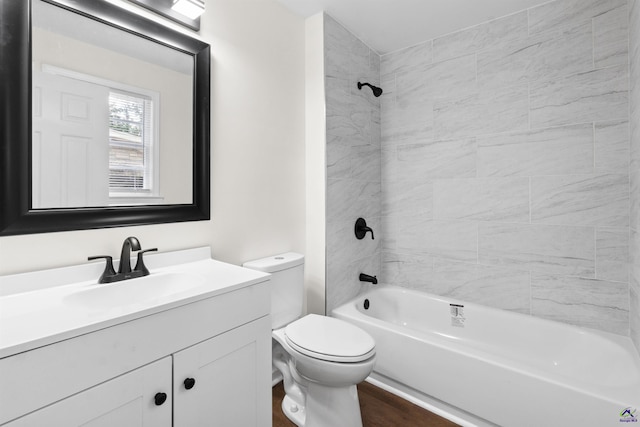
272;368;283;387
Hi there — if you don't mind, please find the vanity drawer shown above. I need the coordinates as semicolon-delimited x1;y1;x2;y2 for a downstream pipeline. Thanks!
0;281;270;425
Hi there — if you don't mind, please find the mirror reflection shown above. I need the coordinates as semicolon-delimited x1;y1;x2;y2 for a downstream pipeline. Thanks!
32;1;193;208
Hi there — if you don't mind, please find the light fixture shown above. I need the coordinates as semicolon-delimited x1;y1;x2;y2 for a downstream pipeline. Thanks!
171;0;205;20
127;0;203;31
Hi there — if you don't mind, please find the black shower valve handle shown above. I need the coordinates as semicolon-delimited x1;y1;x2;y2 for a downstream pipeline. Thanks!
365;226;374;240
355;217;375;240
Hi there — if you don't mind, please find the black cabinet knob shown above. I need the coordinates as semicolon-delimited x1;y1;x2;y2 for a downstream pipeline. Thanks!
184;377;196;390
154;392;167;406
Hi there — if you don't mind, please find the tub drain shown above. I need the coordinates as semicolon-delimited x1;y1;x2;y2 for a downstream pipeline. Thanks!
364;299;370;310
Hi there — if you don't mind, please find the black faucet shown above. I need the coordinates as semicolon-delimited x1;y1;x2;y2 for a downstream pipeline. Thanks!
88;237;157;284
118;236;141;274
359;273;378;285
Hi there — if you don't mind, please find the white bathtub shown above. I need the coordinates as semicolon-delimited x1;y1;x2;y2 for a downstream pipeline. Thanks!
332;286;640;427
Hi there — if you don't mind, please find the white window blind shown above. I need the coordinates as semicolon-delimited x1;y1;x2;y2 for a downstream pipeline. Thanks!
108;91;154;193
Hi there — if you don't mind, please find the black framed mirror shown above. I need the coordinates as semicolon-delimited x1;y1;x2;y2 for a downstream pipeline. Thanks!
0;0;210;236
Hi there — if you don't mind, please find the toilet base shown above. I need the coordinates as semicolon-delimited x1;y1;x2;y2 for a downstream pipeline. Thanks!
281;382;363;427
282;394;306;426
305;382;363;427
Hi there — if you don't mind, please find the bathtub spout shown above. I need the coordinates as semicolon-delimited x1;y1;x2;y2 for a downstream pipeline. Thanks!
359;273;377;284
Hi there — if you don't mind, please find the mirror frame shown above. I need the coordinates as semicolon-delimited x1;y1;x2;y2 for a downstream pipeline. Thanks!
0;0;210;236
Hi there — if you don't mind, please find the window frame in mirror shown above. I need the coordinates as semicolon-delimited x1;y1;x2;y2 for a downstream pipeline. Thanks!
0;0;210;236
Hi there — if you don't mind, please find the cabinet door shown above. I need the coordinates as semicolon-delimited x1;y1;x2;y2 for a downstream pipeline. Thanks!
5;357;171;427
173;316;272;427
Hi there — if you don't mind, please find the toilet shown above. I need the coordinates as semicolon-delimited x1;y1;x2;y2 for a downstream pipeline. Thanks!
243;253;376;427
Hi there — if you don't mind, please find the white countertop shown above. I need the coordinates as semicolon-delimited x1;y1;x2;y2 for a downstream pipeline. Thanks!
0;247;270;359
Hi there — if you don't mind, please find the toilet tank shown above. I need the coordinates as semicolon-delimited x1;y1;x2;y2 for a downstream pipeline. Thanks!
243;253;304;329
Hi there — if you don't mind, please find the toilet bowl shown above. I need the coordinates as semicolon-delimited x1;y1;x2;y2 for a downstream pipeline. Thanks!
243;253;376;427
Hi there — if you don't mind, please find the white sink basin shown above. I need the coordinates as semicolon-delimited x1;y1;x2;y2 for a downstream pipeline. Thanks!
64;272;206;309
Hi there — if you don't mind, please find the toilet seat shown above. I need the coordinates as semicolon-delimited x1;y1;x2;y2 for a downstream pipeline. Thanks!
284;314;375;363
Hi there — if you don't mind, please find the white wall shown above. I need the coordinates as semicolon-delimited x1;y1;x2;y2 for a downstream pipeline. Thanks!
305;13;327;315
0;0;306;277
202;0;306;265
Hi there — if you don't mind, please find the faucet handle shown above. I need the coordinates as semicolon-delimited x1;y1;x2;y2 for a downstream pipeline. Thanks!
88;255;117;284
134;248;158;276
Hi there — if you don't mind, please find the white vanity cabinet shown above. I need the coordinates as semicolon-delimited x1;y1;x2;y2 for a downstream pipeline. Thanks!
5;316;271;427
0;251;272;427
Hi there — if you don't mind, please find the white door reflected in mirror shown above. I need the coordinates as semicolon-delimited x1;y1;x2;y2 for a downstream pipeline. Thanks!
32;71;110;208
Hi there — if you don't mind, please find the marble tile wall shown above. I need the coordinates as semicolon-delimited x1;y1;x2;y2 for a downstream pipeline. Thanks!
380;0;631;335
324;15;381;312
630;0;640;350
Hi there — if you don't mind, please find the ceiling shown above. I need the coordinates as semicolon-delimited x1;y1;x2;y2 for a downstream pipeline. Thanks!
276;0;550;54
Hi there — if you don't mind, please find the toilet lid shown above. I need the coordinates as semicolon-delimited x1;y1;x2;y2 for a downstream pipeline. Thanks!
284;314;375;363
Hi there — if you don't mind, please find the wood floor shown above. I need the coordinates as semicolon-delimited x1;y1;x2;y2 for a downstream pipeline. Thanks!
272;381;459;427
